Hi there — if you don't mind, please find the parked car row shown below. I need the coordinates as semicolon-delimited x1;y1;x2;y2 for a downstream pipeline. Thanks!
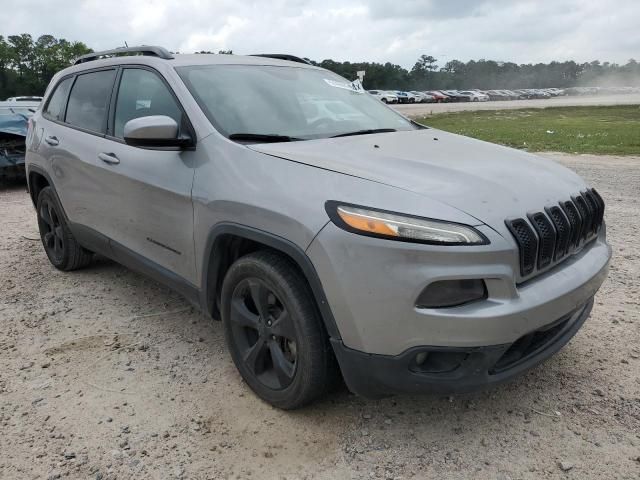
367;88;568;103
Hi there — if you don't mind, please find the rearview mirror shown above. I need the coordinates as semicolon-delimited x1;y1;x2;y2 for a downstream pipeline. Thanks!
123;115;191;148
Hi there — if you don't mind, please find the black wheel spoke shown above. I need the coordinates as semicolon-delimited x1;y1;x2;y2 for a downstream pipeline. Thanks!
270;310;295;340
54;236;63;257
48;204;58;228
230;298;260;330
248;280;270;319
43;232;54;247
269;342;295;387
243;339;268;375
40;204;53;229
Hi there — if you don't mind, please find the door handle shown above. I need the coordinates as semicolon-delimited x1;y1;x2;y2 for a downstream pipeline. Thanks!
45;136;59;146
98;152;120;165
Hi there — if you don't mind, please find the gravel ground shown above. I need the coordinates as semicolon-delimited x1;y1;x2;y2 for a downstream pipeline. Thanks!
393;94;640;116
1;153;639;480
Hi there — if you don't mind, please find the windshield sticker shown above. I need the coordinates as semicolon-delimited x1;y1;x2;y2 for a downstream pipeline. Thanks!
324;78;365;93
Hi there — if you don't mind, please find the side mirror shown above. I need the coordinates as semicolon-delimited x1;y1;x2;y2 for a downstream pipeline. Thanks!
123;115;192;148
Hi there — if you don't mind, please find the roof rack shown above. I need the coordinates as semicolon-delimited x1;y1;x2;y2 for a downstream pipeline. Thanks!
250;54;312;65
74;46;174;65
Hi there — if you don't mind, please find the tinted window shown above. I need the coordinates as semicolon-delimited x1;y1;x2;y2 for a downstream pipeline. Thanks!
65;70;116;133
113;68;181;138
43;77;73;121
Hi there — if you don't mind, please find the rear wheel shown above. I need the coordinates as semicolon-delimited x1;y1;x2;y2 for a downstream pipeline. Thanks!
36;186;92;271
221;250;338;409
381;98;388;104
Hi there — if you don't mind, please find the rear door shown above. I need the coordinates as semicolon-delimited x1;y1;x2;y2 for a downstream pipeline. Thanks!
91;66;197;284
38;68;117;238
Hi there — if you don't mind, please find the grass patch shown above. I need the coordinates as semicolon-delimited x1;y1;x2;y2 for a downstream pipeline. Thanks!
416;105;640;155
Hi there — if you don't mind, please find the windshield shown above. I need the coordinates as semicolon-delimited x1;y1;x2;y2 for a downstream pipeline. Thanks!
176;64;417;141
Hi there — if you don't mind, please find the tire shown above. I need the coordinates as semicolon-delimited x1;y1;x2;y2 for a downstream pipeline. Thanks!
221;250;338;409
36;186;93;271
381;98;388;104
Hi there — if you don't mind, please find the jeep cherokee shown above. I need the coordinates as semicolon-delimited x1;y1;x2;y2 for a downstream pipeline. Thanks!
25;46;611;409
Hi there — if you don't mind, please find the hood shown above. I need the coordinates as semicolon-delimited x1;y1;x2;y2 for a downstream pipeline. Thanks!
248;129;588;231
0;113;29;137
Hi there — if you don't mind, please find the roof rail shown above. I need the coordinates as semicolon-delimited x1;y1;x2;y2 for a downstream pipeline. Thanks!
74;46;174;65
250;54;312;65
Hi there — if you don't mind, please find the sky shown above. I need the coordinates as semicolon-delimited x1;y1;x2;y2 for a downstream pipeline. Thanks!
2;0;639;68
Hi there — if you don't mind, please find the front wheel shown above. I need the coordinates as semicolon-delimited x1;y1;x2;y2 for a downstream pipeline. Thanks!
381;98;388;104
221;250;338;409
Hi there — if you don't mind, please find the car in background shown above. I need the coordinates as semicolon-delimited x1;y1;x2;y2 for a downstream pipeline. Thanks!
543;88;564;97
442;90;471;102
409;91;434;103
459;90;490;102
501;90;523;100
367;90;398;104
394;91;411;104
5;96;44;103
485;90;510;101
426;91;450;103
0;107;33;180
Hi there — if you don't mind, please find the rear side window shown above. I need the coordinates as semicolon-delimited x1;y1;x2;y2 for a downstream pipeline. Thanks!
113;68;182;138
43;77;73;121
65;70;116;133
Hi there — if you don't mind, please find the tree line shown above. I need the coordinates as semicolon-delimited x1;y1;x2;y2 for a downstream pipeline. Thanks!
1;34;638;99
0;34;91;99
316;55;640;91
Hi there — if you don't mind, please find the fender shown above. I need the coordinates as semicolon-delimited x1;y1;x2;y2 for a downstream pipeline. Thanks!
200;223;341;340
26;164;61;211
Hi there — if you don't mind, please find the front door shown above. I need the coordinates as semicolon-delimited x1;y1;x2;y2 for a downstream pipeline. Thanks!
91;67;197;284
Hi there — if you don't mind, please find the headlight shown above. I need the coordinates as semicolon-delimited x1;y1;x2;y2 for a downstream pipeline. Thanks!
326;202;488;245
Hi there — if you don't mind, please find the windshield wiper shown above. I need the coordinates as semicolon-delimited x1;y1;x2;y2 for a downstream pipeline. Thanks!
228;133;302;143
331;128;397;138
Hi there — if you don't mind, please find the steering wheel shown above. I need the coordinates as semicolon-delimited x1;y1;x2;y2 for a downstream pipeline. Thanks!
306;118;334;131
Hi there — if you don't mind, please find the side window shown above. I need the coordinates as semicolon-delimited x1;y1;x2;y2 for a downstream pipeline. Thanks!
65;70;116;133
113;69;182;139
43;77;73;121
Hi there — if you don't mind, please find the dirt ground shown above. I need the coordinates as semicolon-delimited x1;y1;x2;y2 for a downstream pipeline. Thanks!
1;153;639;480
393;93;640;116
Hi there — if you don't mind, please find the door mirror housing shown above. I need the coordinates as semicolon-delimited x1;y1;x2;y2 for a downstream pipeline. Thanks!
123;115;192;148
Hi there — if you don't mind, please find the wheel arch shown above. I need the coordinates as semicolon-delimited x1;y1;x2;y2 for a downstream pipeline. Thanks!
200;223;341;340
27;165;54;208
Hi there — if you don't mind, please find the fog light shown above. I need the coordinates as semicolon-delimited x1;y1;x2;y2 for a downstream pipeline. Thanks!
416;279;487;308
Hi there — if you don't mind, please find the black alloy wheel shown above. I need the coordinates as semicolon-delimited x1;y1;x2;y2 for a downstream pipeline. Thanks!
228;277;297;390
221;250;339;409
38;197;65;264
36;186;93;271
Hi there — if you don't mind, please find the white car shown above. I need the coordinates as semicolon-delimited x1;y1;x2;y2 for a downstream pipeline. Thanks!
409;91;435;103
367;90;398;104
4;96;43;103
459;90;490;102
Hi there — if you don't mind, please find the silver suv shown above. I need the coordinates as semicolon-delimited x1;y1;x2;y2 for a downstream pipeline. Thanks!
26;46;611;409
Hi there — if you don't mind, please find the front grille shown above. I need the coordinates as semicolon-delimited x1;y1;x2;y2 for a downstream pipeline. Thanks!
506;189;604;278
528;212;556;269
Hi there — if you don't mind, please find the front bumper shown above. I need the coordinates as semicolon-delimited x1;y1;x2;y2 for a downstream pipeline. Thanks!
332;298;593;398
307;223;610;356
